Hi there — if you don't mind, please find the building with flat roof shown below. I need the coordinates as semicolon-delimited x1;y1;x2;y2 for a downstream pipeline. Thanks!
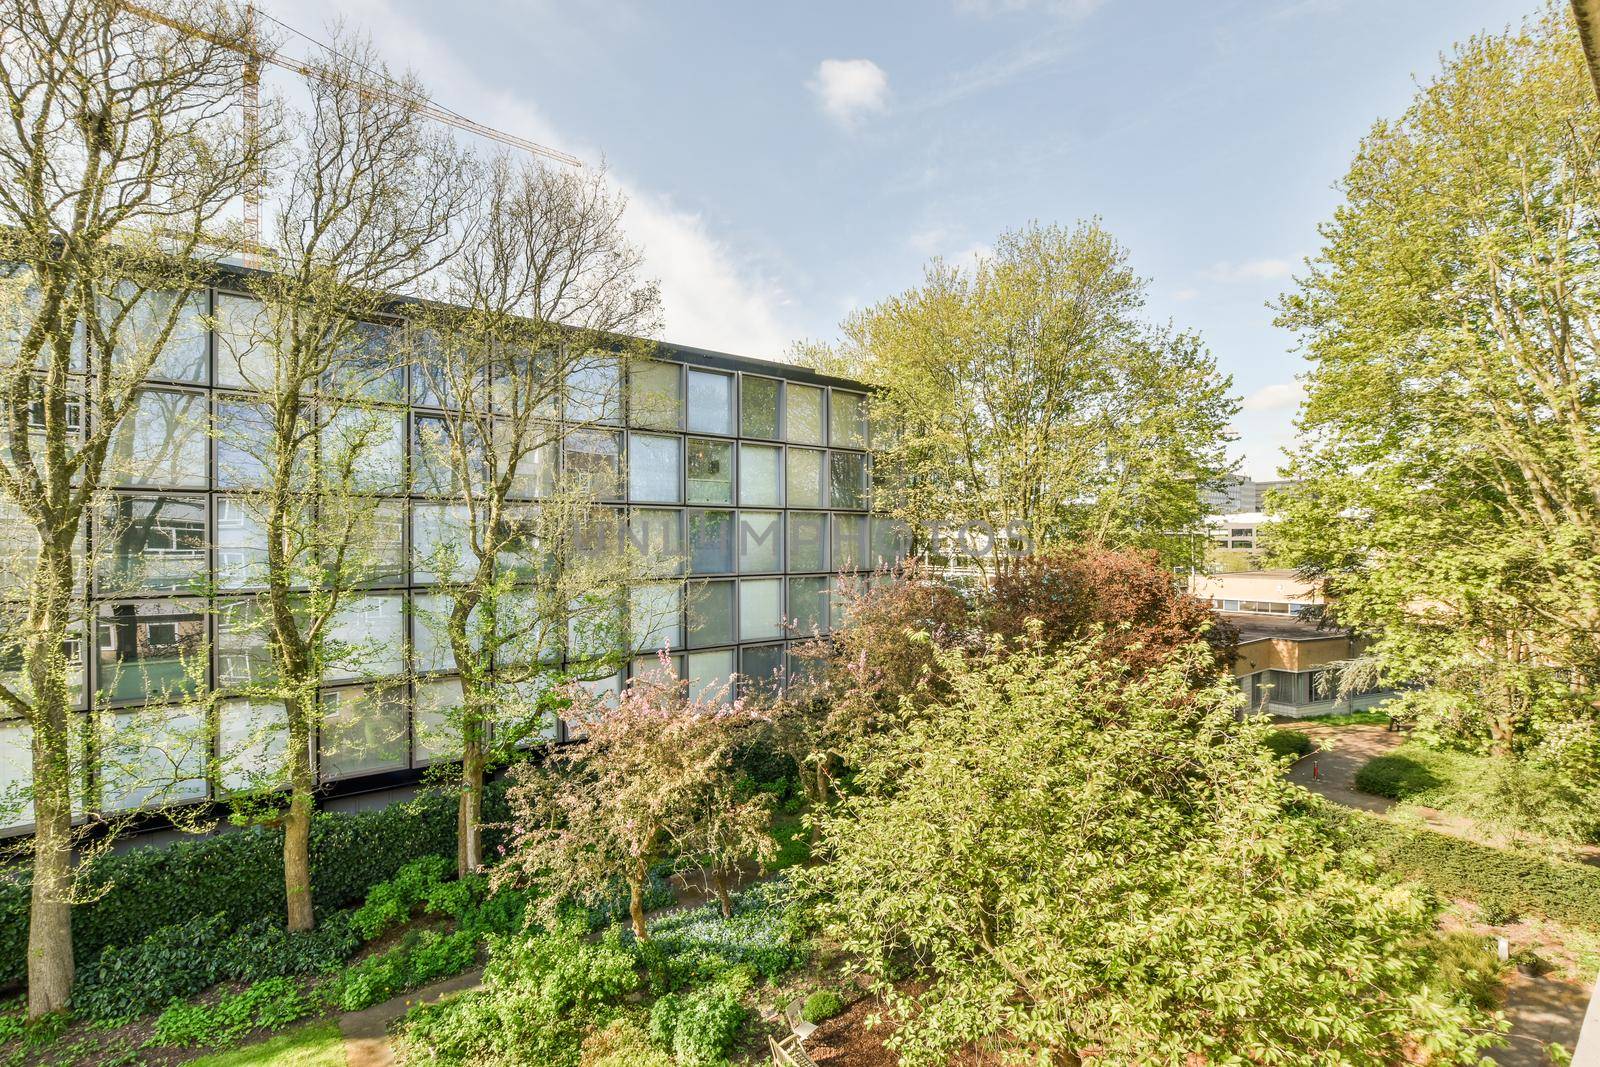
0;273;908;834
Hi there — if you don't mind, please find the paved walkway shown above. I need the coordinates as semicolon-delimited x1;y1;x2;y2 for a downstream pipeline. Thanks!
1282;724;1592;1065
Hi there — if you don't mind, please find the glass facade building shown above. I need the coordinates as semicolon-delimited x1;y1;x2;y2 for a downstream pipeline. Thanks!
0;276;909;832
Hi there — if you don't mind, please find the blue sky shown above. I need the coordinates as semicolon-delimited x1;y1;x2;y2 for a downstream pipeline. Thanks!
265;0;1537;477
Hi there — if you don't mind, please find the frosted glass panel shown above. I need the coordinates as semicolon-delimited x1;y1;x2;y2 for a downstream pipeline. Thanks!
786;448;824;508
687;649;735;705
738;511;782;573
687;370;733;435
739;444;782;507
786;384;823;445
629;433;681;503
739;578;782;641
830;391;866;448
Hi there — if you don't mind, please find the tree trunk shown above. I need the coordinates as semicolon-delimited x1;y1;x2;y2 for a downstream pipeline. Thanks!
629;869;648;942
1575;0;1600;104
712;868;733;918
457;736;484;876
284;705;316;932
25;546;77;1018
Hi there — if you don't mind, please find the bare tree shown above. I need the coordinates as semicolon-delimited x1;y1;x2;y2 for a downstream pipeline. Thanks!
408;156;666;875
0;0;271;1015
222;31;470;932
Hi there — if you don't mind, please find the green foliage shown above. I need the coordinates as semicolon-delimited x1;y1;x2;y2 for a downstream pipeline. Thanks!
800;989;843;1024
0;786;510;987
151;978;316;1050
353;856;453;941
580;1018;674;1067
1347;811;1600;932
641;879;807;989
1271;3;1600;754
325;928;479;1012
1262;728;1313;761
73;913;234;1023
766;818;811;873
1430;933;1507;1012
647;982;747;1067
218;913;363;982
185;1021;348;1067
1355;742;1600;844
806;639;1502;1064
395;923;639;1067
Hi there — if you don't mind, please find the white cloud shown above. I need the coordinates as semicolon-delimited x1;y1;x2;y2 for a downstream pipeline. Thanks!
808;59;890;128
1240;380;1305;413
954;0;1103;16
260;0;797;359
1173;287;1200;302
1201;258;1294;283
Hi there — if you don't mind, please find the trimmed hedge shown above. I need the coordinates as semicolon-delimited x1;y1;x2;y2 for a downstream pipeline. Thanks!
1346;811;1600;931
0;785;510;987
1263;729;1314;761
1353;753;1442;800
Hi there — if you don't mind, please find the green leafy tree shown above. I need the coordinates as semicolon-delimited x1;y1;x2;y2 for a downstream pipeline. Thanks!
1272;3;1600;758
800;221;1236;568
805;637;1503;1064
0;0;271;1014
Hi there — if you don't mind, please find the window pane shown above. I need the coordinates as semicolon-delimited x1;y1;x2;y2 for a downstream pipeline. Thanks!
412;592;484;674
788;513;828;572
686;438;734;504
629;433;681;503
631;583;682;653
95;494;206;594
214;293;271;389
109;389;207;488
216;497;266;589
324;594;405;681
322;407;404;493
566;355;621;423
786;448;824;508
785;384;823;445
738;511;782;573
116;289;208;384
689;510;733;574
413;677;463;764
789;576;830;636
687;369;733;435
830;391;866;448
834;513;868;571
216;598;275;688
99;704;208;811
871;516;911;568
686;579;734;647
740;644;784;695
739;578;782;641
628;508;683;563
413;414;481;496
830;451;867;510
507;435;555;499
564;429;622;499
96;600;206;703
413;503;473;584
358;500;407;586
325;321;404;403
218;699;286;792
630;361;682;430
740;376;780;439
687;649;734;705
738;444;782;507
214;398;279;489
319;686;407;780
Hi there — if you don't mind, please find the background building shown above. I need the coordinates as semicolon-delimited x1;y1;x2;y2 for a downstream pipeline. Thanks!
0;278;906;834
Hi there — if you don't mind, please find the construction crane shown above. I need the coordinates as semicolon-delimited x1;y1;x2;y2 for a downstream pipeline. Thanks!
118;1;582;255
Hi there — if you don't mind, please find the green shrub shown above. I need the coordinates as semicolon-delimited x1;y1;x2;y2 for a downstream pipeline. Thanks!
73;913;234;1022
1263;729;1313;761
395;923;639;1067
0;783;514;987
801;989;843;1024
352;855;452;941
326;927;479;1012
1346;811;1600;931
649;982;746;1066
1355;753;1444;799
151;977;315;1050
216;912;362;982
1430;933;1505;1012
641;883;806;990
580;1018;674;1067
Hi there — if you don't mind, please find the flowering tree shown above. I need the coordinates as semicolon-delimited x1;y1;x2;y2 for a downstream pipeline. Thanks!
496;663;765;939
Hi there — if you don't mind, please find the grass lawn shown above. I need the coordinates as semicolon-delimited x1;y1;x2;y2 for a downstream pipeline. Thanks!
1284;708;1392;727
188;1022;347;1067
1355;741;1599;847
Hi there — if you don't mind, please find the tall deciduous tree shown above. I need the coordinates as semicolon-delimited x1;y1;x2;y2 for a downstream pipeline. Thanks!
222;33;470;931
406;155;665;876
1273;3;1600;757
801;221;1236;569
0;0;270;1015
806;638;1501;1064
